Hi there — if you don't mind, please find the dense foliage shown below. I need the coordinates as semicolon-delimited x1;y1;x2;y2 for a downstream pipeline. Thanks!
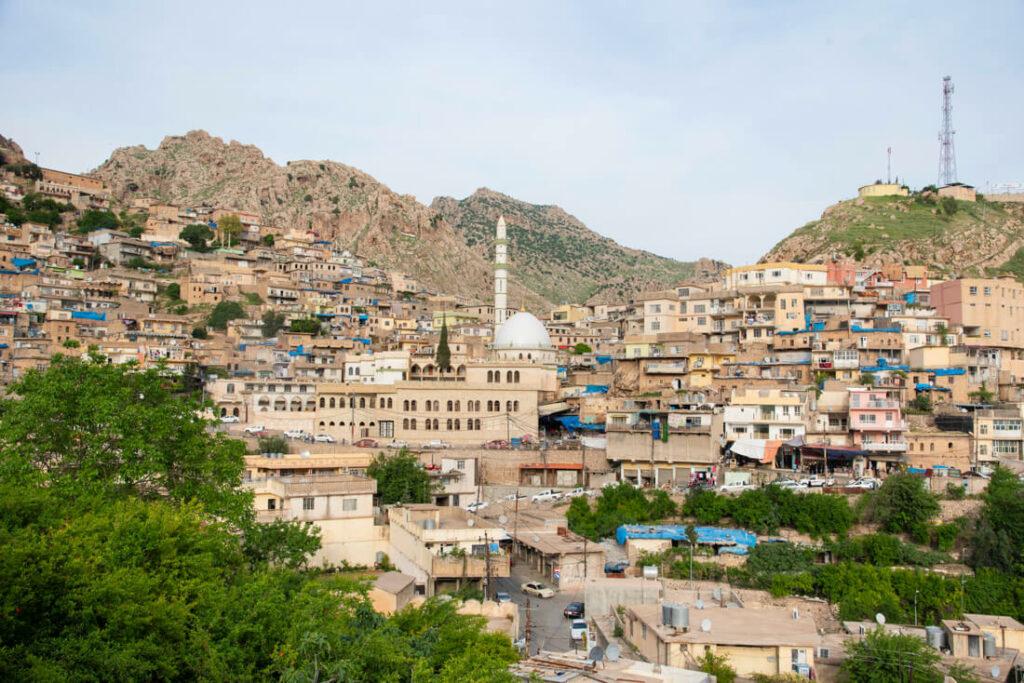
179;223;215;251
261;310;287;338
289;317;322;335
682;485;855;536
367;449;434;505
0;192;72;227
842;627;942;683
566;482;677;540
207;300;246;331
967;467;1024;575
0;358;518;681
859;473;940;533
77;208;121;232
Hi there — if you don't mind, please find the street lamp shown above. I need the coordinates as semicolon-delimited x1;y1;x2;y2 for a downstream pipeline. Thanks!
914;589;920;626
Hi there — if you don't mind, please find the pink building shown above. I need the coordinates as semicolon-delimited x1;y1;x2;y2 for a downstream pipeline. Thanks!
848;387;906;459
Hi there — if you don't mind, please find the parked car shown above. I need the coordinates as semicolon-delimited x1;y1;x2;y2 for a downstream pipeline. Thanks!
219;415;240;424
466;501;489;513
495;591;512;604
564;487;593;499
354;438;378;448
483;439;509;449
604;560;630;574
848;477;880;490
521;582;555;599
504;492;528;502
774;479;807;490
243;424;266;435
800;476;836;488
387;439;409;449
425;439;451;449
531;488;563;503
284;429;310;440
313;433;336;443
563;602;585;619
718;481;753;494
569;619;588;641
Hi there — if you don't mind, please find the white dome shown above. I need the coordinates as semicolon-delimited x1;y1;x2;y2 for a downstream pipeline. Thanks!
493;312;552;350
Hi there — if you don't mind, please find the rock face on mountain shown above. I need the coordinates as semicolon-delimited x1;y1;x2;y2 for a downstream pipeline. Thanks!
0;134;28;166
92;130;718;307
432;189;727;305
762;194;1024;278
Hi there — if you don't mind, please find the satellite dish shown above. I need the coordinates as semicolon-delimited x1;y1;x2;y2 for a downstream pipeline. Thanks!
587;646;604;663
606;644;621;662
467;519;475;527
991;666;1001;679
498;514;509;525
532;534;541;543
695;599;704;610
876;613;886;625
700;619;712;633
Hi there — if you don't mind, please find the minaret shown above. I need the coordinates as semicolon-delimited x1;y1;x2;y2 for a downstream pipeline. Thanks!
494;215;509;330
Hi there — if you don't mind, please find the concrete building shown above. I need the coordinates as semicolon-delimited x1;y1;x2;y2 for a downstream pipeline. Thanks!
931;277;1024;350
858;182;910;198
973;407;1024;463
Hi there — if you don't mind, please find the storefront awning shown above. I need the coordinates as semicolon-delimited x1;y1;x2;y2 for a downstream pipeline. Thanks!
729;438;783;464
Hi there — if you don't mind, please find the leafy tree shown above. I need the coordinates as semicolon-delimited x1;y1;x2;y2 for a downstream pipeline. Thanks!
367;449;433;505
262;233;275;246
968;381;994;404
179;223;214;251
261;310;287;338
908;393;933;413
0;355;252;526
572;342;592;354
567;483;677;540
217;214;243;247
207;300;246;330
859;371;876;386
192;325;209;339
967;466;1024;575
257;434;289;454
165;282;181;300
863;473;940;533
243;291;264;305
697;650;736;683
746;542;815;576
77;208;120;232
289;318;322;335
842;627;942;683
61;339;81;349
127;225;144;238
436;317;451;371
940;196;958;216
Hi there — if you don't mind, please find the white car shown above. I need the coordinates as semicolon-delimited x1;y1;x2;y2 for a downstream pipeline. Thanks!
313;433;336;443
800;476;836;488
504;492;528;502
243;425;266;435
284;429;310;440
219;415;240;424
564;487;593;498
569;619;588;641
387;439;409;449
718;481;753;494
848;477;880;490
466;501;489;513
531;489;563;503
521;581;555;599
425;439;450;449
774;479;807;490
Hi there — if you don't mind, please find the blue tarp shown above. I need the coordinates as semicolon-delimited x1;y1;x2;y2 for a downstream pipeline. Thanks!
71;311;105;321
288;345;309;357
615;525;758;555
353;337;371;345
339;278;353;284
916;382;951;392
861;358;909;373
554;415;605;432
358;314;369;322
11;257;35;269
595;355;613;365
583;384;609;395
932;367;966;376
851;324;902;333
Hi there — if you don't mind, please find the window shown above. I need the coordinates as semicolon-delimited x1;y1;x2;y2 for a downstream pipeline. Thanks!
302;497;315;511
267;499;276;510
342;498;358;511
379;420;394;438
969;286;978;295
650;321;661;331
456;460;466;470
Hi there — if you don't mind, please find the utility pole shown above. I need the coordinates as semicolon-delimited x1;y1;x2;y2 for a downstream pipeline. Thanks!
887;146;892;184
506;412;511;444
483;531;491;600
583;536;588;580
525;598;533;655
350;396;355;445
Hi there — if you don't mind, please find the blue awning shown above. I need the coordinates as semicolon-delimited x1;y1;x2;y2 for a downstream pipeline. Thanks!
11;257;36;269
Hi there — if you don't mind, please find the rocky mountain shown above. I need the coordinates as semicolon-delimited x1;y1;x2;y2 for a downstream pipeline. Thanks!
0;134;28;166
91;130;718;307
762;194;1024;278
432;189;727;305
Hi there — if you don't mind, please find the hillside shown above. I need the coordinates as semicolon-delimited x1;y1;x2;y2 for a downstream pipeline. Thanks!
762;194;1024;277
91;130;718;307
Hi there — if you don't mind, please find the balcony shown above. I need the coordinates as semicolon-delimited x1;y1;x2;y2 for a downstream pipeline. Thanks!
645;361;687;374
862;441;908;453
432;554;510;579
853;420;907;432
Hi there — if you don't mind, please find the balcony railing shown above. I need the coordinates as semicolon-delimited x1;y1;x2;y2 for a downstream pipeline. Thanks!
862;441;908;452
432;554;510;578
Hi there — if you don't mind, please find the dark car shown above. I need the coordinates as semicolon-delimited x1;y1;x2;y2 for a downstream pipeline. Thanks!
604;561;629;574
353;439;379;448
563;601;585;619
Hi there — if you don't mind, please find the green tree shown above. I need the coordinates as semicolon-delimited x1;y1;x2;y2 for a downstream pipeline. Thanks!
864;473;940;533
842;627;942;683
257;434;289;454
367;449;433;505
940;196;958;216
192;325;209;339
908;393;933;413
77;208;120;232
165;282;181;300
967;466;1024;575
217;214;243;247
572;342;592;354
436;317;451;371
0;355;252;525
207;300;246;330
262;233;275;246
289;318;322;335
697;650;736;683
179;223;214;251
859;371;876;386
261;310;287;337
968;381;994;404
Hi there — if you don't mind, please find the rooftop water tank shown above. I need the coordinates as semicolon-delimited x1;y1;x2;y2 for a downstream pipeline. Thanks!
925;626;945;650
984;633;997;657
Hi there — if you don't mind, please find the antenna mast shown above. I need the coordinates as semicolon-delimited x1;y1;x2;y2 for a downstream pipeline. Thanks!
886;147;892;184
938;76;958;186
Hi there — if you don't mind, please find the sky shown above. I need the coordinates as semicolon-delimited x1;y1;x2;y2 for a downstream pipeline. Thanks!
1;1;1022;264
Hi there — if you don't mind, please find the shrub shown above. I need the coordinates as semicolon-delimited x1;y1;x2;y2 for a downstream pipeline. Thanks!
945;481;966;500
77;208;120;232
257;435;289;454
207;301;246;331
863;473;940;532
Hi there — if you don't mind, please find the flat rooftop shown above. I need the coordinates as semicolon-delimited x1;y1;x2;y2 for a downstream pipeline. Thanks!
631;602;819;647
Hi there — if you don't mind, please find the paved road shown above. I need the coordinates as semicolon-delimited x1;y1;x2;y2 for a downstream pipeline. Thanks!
493;565;588;656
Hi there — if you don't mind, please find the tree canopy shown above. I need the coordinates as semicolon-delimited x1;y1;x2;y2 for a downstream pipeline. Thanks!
367;449;433;505
179;223;215;251
261;310;287;338
842;627;942;683
217;214;243;247
967;466;1024;575
861;473;940;534
77;208;120;232
207;300;246;331
566;482;677;540
436;318;451;371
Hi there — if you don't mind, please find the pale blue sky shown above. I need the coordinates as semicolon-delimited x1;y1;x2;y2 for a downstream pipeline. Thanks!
1;1;1021;263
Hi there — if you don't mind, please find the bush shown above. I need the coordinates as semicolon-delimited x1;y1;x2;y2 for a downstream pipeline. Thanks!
862;473;940;533
165;283;181;300
191;326;209;339
940;196;958;216
257;435;289;454
697;651;736;683
207;301;246;331
77;208;120;232
567;483;678;540
945;481;966;500
289;318;321;335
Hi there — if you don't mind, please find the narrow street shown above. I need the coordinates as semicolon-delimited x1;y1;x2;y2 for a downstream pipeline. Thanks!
492;564;588;656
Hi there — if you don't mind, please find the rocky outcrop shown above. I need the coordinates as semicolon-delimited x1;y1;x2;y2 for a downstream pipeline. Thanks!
91;130;720;307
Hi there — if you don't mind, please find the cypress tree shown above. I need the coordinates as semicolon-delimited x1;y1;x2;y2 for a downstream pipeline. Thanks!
436;317;451;371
